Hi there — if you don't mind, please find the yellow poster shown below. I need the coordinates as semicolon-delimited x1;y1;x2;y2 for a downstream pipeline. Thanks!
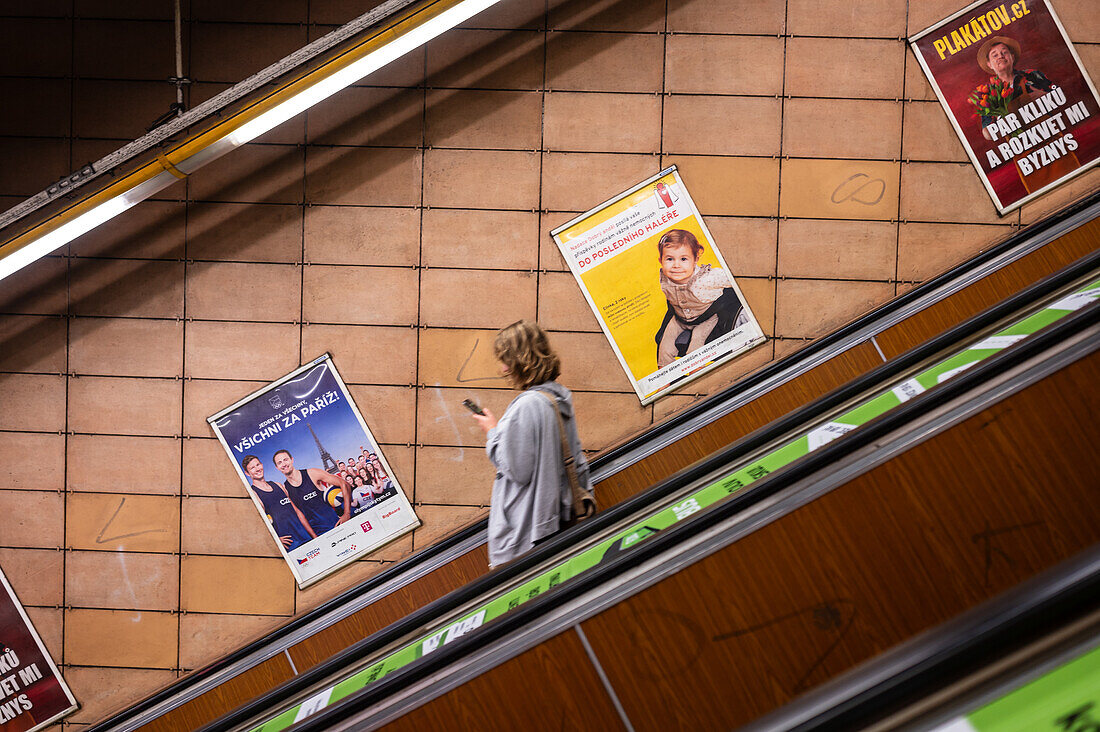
552;167;766;404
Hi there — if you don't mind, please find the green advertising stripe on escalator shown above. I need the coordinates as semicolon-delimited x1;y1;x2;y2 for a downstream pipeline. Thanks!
251;278;1100;732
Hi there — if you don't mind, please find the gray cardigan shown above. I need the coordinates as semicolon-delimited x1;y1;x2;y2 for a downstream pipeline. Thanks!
485;381;591;568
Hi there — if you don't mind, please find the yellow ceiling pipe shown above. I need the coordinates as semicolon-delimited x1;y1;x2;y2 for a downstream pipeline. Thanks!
0;0;502;281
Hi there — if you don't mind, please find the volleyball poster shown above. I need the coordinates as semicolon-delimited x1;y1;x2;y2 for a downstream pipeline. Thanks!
551;166;766;404
208;355;419;588
909;0;1100;214
0;567;77;731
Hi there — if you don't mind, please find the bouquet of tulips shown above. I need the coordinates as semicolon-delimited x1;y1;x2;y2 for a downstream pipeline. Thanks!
968;77;1014;118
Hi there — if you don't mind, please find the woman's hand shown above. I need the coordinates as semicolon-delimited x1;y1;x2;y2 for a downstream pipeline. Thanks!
471;407;498;434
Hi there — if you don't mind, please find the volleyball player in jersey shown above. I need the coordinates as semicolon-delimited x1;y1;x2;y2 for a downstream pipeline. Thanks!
273;448;352;535
242;454;316;550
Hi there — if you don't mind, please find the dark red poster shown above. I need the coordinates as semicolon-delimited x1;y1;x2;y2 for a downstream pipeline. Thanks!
910;0;1100;214
0;569;77;731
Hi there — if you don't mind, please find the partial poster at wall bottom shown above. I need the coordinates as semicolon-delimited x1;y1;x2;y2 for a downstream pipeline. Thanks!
0;568;78;731
208;355;419;588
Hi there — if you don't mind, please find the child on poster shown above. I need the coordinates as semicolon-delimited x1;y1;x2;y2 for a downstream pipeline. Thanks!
654;229;748;367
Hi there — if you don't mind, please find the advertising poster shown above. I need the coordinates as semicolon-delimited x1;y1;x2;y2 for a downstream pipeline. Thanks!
0;568;77;731
551;166;766;404
909;0;1100;214
208;355;419;588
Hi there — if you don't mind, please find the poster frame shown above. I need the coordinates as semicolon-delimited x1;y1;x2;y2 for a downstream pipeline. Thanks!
0;567;78;731
207;353;419;589
907;0;1100;215
551;165;766;405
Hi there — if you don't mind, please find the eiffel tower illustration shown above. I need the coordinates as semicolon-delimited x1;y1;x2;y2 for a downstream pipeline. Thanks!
307;422;338;474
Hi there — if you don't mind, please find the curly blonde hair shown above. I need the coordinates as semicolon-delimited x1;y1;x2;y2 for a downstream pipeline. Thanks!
493;320;561;390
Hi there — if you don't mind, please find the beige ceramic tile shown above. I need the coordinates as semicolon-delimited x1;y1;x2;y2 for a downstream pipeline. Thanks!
667;156;780;217
427;28;544;90
411;505;488;549
293;558;389;612
706;217;779;278
65;608;177;668
0;18;71;76
424;149;541;210
549;0;664;32
537;271;601;332
775;279;896;339
71;200;185;260
300;325;418;385
0;374;65;431
308;86;423;147
182;497;281;557
541;152;659;212
188;143;304;205
417;328;510;389
788;0;906;37
184;321;300;381
69;317;183;378
71;79;174;140
345;384;416;445
66;493;179;552
304;205;420;267
420;269;537;328
546;31;664;92
302;265;419;326
0;137;70;198
0;256;67;315
0;433;64;492
414;447;495;505
24;607;61;662
183;379;260;437
305;146;422;207
462;0;545;29
67;435;181;495
897;222;1015;281
426;89;542;150
782;99;903;159
552;331;635;391
421;209;539;270
69;259;184;319
190;22;307;83
663;96;782;157
65;667;178;724
186;261;301;322
738;277;777;337
73;19;175;79
779;219;898;280
65;551;179;610
0;314;66;373
773;337;809;360
665;35;784;95
415;386;518;447
786;38;905;99
904;52;939;102
178;613;285;669
183;438;245;498
68;376;181;437
187;202;303;263
572;391;652;452
901;101;969;162
907;0;971;37
181;555;294;615
1053;0;1100;42
544;92;662;153
0;548;63;606
900;162;1005;224
780;158;900;221
667;0;786;34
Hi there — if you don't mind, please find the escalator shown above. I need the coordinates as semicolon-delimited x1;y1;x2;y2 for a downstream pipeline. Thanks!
88;192;1100;732
192;237;1100;730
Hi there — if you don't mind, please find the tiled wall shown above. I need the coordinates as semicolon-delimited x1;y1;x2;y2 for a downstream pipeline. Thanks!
0;0;1097;725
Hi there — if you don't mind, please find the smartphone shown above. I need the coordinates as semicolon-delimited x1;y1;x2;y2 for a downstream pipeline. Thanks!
461;398;485;416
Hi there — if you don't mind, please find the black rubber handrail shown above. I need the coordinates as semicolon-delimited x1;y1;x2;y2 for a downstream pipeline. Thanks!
200;247;1100;731
90;188;1099;732
279;275;1100;732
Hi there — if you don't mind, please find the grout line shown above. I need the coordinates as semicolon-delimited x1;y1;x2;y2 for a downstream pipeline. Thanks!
410;40;429;548
773;0;790;343
574;624;635;732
